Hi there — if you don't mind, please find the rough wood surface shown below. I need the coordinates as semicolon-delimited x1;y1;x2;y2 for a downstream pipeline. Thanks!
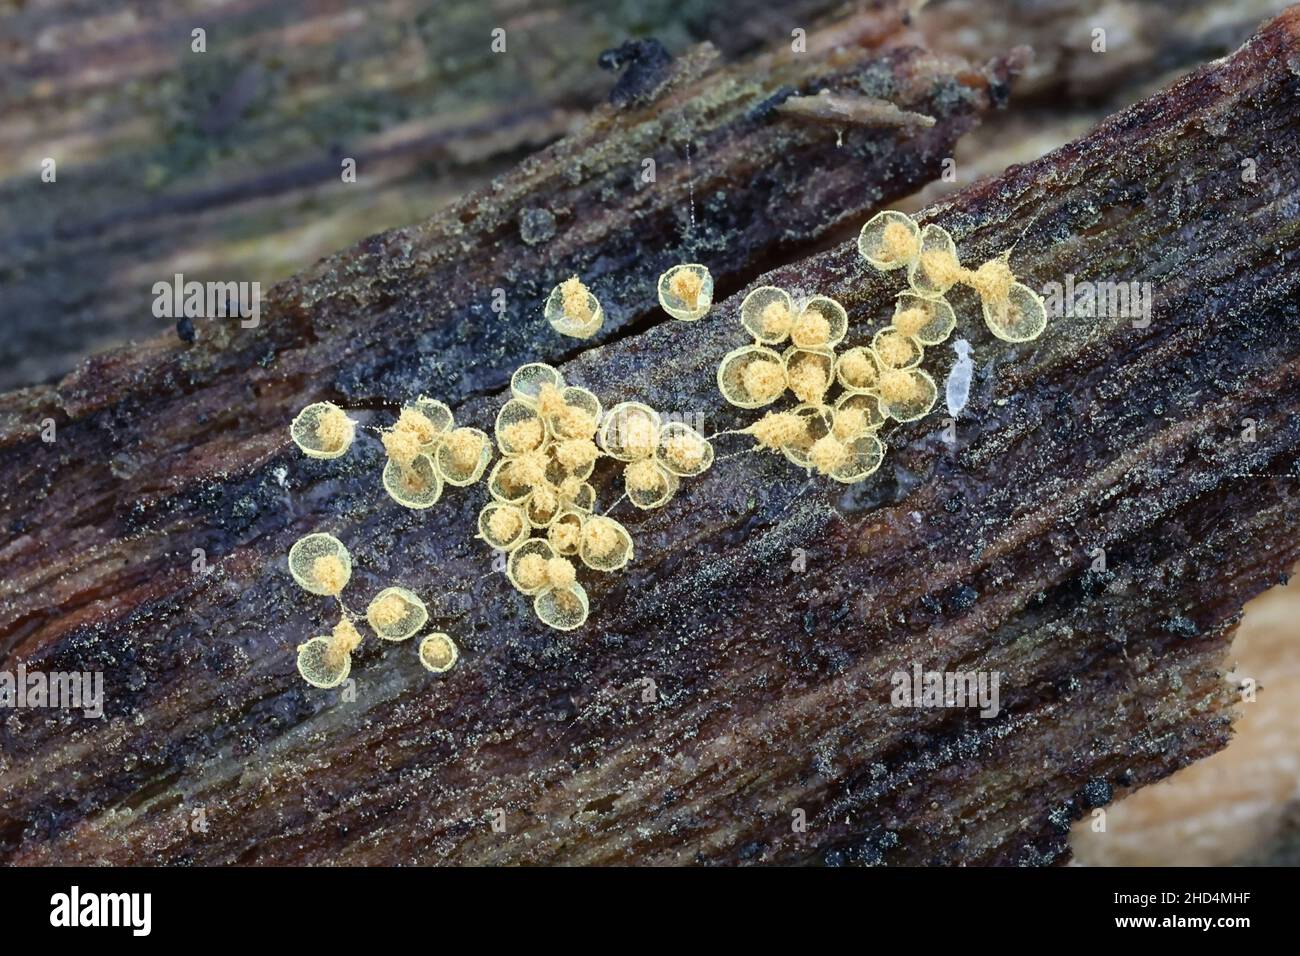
1072;573;1300;865
0;0;849;390
1;6;1299;865
3;0;1287;391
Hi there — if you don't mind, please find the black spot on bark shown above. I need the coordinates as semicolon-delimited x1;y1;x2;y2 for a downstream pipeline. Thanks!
1161;615;1199;639
950;584;979;611
1081;777;1113;808
598;39;674;108
747;85;797;122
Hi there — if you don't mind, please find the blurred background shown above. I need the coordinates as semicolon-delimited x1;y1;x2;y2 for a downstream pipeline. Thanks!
2;0;1295;864
0;0;842;391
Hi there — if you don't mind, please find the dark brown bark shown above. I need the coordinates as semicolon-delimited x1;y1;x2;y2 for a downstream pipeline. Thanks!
0;0;856;390
3;0;1287;391
1;5;1298;865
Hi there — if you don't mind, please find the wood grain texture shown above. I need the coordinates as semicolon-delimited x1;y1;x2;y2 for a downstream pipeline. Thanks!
1;5;1298;865
1072;567;1300;866
4;0;1287;392
0;0;849;389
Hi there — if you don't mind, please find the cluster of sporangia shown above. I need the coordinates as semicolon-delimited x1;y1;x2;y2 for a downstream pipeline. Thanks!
282;221;1044;687
715;210;1047;481
284;266;715;684
285;398;473;686
284;529;459;688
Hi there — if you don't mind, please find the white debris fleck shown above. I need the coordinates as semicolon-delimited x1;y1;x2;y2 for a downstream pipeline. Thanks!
946;338;974;418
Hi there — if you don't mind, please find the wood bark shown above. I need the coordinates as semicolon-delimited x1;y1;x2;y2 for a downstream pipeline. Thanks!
0;0;854;389
1;5;1298;865
2;0;1288;390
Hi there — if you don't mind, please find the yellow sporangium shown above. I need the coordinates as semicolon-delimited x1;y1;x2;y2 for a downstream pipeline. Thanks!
784;348;833;405
418;633;459;673
658;263;714;321
545;276;604;338
366;587;427;641
288;533;352;596
296;617;363;689
858;210;921;271
290;402;356;460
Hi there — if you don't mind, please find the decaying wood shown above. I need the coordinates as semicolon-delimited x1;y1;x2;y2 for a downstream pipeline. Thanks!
776;91;938;128
2;0;1286;392
1;6;1299;865
0;0;1014;863
0;0;852;390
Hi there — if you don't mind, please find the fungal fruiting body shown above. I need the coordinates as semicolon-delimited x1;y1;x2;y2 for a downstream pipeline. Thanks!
380;400;489;508
859;209;1049;345
857;210;920;271
578;515;634;572
722;207;1043;481
851;210;1048;432
479;501;530;551
418;633;459;673
287;209;1047;655
288;533;352;595
437;427;492;486
382;445;442;509
785;347;834;404
748;410;805;452
478;363;705;630
297;618;360;689
893;293;956;346
291;402;356;459
366;587;428;641
315;617;361;684
545;276;604;338
289;392;487;512
505;539;590;630
908;223;965;297
658;422;715;477
776;92;936;130
598;401;714;510
658;263;714;321
724;285;890;481
836;347;879;393
983;281;1048;342
740;286;796;344
871;328;922;370
718;344;787;408
876;366;937;423
489;363;602;531
286;531;457;687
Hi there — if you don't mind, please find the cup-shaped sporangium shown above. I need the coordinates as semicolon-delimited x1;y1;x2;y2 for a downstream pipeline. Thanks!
718;345;787;408
545;276;604;338
740;286;796;345
366;586;428;641
892;292;956;346
907;223;965;298
418;632;460;673
658;263;714;321
858;210;921;272
877;367;938;423
871;327;924;370
478;502;530;551
288;532;352;596
983;281;1049;343
291;402;356;459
